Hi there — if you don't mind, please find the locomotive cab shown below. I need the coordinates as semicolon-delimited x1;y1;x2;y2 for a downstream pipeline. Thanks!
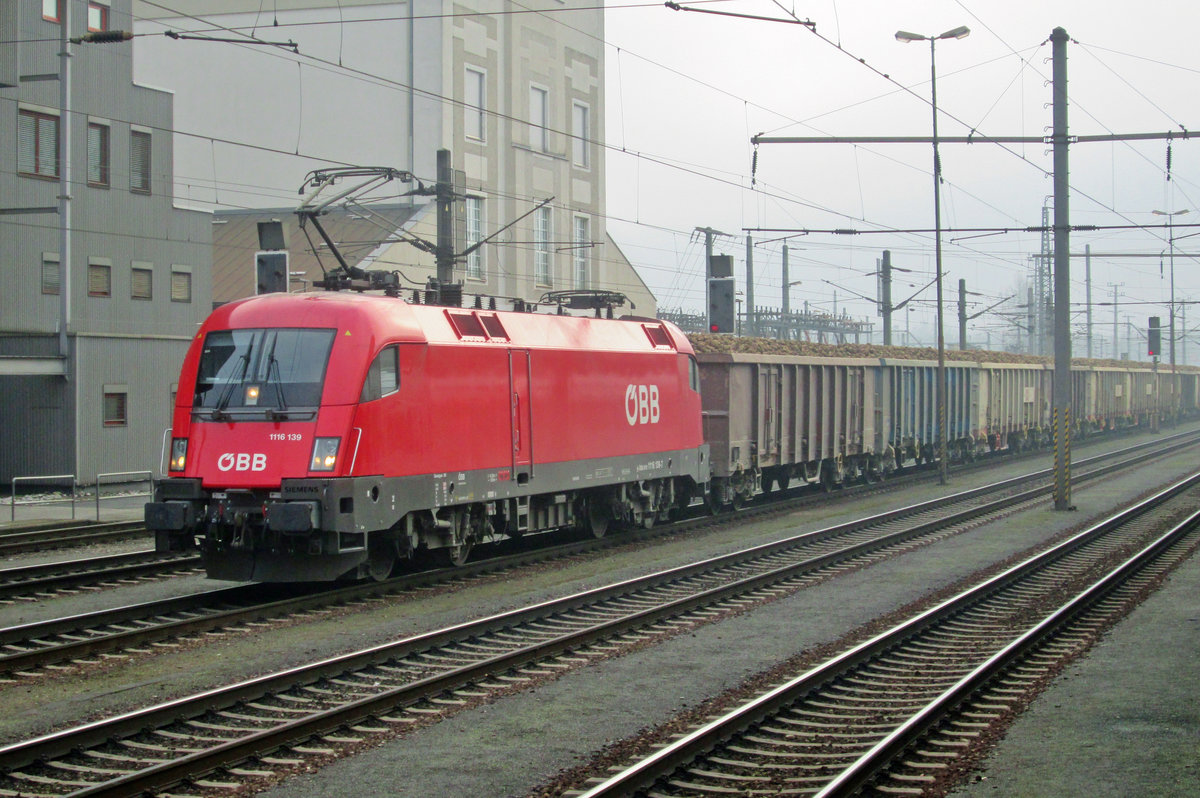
147;319;370;581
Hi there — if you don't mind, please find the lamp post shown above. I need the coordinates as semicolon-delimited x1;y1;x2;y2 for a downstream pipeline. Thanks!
1152;208;1188;421
896;25;970;486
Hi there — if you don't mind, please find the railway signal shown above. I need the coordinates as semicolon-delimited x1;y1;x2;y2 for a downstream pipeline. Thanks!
708;277;735;333
255;252;289;294
1149;316;1161;357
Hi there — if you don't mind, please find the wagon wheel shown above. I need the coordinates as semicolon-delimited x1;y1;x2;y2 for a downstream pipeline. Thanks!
704;490;722;516
366;533;397;582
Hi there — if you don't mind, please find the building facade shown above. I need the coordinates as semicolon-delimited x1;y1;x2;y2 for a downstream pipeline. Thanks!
132;0;656;315
0;1;211;486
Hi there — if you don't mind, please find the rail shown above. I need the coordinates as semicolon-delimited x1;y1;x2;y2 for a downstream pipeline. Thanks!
9;474;77;522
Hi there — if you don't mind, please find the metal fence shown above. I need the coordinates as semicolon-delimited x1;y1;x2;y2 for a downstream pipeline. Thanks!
9;474;78;522
8;471;155;522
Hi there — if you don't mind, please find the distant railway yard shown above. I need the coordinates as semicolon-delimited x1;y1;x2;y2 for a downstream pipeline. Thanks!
0;425;1196;797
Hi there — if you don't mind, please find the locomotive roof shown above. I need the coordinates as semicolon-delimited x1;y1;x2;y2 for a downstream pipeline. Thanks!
204;293;695;355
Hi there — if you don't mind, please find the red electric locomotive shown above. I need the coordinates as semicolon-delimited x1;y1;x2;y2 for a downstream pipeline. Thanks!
146;293;710;582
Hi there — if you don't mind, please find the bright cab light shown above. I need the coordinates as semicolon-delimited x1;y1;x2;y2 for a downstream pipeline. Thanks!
169;438;188;472
310;437;341;472
245;385;260;406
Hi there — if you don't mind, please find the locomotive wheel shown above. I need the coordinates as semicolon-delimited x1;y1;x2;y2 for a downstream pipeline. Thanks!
442;539;473;567
366;534;397;582
588;499;611;539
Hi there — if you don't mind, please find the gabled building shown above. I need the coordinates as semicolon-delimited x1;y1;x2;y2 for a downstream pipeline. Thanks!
133;0;656;315
0;1;211;485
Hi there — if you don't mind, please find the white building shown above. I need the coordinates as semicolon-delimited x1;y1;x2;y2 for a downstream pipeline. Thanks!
133;0;656;314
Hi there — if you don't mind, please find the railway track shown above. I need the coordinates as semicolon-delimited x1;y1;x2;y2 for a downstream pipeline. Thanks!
0;550;202;602
570;475;1200;798
0;520;148;556
0;430;1196;684
0;439;1195;795
0;427;1187;605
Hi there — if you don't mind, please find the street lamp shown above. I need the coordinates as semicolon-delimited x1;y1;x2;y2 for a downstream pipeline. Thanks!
896;24;970;486
1152;208;1189;420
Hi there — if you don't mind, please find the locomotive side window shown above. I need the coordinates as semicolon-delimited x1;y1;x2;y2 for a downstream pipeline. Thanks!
689;355;701;392
194;328;335;415
360;345;400;403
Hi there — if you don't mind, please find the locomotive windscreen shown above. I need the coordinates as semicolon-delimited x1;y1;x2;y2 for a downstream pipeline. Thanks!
193;328;336;415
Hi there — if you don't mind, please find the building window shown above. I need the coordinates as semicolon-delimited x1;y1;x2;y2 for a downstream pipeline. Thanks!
465;197;484;281
171;269;192;302
529;85;548;152
103;390;127;427
465;67;485;141
43;0;62;23
42;254;61;295
573;215;590;289
534;206;552;286
87;122;110;187
131;264;153;300
17;109;59;179
88;262;111;297
572;102;590;168
87;2;109;32
130;129;151;193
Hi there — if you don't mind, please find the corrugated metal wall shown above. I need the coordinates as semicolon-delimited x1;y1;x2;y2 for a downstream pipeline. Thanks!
0;375;74;484
74;336;192;484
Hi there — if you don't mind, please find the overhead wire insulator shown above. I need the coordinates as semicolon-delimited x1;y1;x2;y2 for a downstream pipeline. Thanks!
1166;139;1173;182
751;144;759;188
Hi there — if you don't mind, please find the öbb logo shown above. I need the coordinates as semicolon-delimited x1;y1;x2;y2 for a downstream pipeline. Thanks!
217;453;267;472
624;384;660;425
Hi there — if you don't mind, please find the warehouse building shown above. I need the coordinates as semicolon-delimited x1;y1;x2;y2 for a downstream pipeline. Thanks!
0;1;211;486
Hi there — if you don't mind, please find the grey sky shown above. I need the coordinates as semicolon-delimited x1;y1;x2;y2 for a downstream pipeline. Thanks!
604;0;1200;353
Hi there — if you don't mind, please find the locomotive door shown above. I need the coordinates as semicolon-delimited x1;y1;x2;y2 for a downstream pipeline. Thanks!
509;349;533;479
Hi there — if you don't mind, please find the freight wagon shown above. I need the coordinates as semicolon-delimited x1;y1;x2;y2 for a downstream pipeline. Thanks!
695;347;1187;506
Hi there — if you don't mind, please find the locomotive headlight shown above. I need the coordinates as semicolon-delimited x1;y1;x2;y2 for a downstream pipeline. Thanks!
169;438;188;472
310;437;341;472
245;385;260;406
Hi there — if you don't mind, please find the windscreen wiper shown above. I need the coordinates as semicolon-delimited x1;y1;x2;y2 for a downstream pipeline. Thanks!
264;340;290;420
211;351;251;420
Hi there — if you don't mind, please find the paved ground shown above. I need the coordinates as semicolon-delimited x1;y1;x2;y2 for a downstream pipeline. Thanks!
0;493;146;527
949;541;1200;798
